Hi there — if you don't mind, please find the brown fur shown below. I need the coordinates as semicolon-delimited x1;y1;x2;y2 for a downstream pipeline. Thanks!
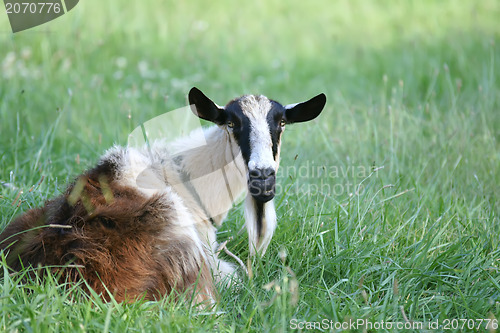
0;161;214;304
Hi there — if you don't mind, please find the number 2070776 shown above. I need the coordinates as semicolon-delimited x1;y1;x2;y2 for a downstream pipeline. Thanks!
5;2;62;14
442;318;498;330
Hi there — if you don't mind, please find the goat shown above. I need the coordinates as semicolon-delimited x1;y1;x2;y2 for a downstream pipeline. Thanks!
0;87;326;304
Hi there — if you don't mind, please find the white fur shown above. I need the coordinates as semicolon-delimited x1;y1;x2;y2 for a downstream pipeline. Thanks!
239;95;277;171
248;118;276;171
244;194;277;256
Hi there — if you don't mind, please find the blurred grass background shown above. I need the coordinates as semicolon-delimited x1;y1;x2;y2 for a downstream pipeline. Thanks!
0;0;499;331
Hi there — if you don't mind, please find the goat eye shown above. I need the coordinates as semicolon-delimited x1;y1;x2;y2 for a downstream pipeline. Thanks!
280;119;286;127
227;121;234;128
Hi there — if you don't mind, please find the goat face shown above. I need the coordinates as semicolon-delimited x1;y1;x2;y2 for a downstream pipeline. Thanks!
188;87;326;203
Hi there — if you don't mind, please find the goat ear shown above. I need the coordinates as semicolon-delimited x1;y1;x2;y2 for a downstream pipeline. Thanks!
284;93;326;124
188;87;226;125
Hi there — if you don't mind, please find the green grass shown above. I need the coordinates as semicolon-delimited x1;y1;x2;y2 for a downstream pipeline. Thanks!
1;0;499;331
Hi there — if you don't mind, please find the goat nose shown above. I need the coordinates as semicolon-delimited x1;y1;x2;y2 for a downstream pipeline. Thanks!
249;168;275;180
248;167;276;203
262;168;275;178
249;169;261;179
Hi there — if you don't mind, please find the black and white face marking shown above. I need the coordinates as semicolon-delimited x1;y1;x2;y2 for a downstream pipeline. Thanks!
225;95;284;203
188;87;327;203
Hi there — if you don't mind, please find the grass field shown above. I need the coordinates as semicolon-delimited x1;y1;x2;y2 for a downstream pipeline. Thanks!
1;0;499;332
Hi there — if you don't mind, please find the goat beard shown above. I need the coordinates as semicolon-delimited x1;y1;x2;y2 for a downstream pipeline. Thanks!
244;193;277;256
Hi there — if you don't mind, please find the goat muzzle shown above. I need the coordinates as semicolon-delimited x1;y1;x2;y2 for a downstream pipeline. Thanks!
248;168;276;202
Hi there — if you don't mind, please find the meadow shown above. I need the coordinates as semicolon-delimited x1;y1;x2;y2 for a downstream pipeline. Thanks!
0;0;499;331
